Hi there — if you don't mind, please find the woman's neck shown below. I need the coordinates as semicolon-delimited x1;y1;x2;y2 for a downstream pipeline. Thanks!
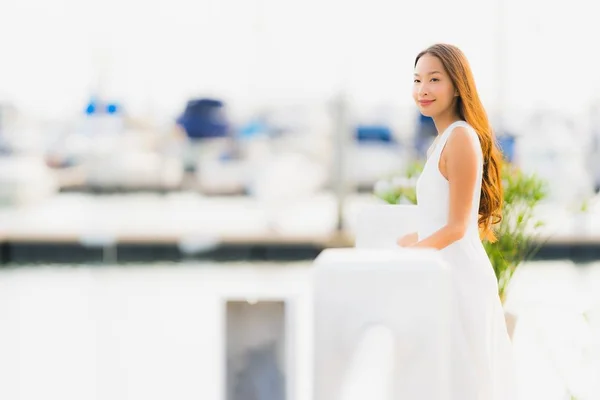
433;113;461;136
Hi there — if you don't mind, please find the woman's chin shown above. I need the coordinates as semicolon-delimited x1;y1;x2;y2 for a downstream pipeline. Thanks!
418;108;434;117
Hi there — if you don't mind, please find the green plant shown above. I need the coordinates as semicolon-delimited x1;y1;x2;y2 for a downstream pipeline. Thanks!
374;161;549;303
373;160;424;205
483;165;549;303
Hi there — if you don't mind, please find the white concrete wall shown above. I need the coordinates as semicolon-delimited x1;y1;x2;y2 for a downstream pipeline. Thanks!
312;248;452;400
0;264;313;400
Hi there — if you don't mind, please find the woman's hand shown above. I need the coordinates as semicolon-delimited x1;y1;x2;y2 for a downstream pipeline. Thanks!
396;232;418;247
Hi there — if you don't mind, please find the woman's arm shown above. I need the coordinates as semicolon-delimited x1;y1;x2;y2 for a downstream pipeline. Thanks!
397;232;418;247
409;126;479;250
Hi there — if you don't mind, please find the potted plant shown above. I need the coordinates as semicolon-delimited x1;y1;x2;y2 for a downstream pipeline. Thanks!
374;160;550;337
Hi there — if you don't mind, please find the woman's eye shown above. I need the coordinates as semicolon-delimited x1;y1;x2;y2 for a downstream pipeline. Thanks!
431;78;439;82
414;79;420;83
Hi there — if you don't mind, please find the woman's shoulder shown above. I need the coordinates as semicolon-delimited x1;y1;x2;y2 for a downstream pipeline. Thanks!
451;120;478;135
445;122;483;158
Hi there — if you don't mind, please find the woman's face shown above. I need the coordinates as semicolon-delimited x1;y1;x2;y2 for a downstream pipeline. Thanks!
412;54;457;118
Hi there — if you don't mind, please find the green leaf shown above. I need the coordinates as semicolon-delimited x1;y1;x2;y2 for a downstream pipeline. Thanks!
374;160;551;301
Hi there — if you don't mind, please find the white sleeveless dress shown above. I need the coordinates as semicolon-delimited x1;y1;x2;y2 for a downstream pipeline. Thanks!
416;120;517;400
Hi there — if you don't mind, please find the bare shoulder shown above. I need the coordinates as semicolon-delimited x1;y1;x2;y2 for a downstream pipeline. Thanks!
439;125;480;180
445;126;479;157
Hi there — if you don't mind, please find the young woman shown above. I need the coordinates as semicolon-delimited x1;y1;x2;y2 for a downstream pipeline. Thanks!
397;43;516;399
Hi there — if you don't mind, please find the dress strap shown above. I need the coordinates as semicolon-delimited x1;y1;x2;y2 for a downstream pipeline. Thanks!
431;120;464;160
436;120;483;166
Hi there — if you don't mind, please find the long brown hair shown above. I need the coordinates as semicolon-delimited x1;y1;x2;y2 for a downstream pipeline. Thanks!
415;43;503;242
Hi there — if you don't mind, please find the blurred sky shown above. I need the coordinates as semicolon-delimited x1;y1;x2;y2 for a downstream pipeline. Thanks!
0;0;597;119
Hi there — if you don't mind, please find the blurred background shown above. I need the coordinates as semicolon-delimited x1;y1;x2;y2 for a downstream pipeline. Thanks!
0;0;599;399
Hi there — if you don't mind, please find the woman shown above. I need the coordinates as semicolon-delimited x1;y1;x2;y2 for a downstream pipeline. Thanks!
397;43;516;399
